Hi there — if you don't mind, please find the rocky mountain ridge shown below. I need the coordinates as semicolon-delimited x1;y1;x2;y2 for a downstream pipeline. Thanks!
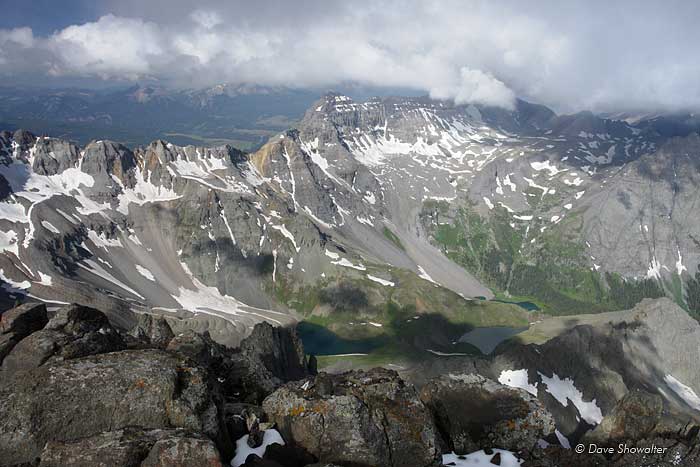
3;91;700;326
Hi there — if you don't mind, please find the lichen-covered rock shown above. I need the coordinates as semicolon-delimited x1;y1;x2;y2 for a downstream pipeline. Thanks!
584;390;664;444
262;368;440;467
0;349;228;465
38;428;222;467
141;434;222;467
0;328;64;372
39;428;154;467
421;374;555;453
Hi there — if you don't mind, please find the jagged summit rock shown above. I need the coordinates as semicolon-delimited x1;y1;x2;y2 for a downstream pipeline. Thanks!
262;368;441;467
1;300;699;466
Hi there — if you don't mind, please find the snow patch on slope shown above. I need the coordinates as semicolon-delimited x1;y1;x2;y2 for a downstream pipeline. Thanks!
665;375;700;411
538;372;603;425
498;369;538;396
135;264;155;281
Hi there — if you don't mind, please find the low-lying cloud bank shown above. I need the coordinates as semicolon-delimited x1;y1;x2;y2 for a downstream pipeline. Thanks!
1;0;699;113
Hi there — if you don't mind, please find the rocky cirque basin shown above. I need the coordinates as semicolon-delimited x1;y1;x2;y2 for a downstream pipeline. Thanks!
1;298;700;466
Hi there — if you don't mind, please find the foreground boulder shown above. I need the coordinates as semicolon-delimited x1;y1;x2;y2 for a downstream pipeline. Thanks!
0;349;230;465
141;434;223;467
263;368;440;467
0;302;321;466
39;428;222;467
421;374;555;453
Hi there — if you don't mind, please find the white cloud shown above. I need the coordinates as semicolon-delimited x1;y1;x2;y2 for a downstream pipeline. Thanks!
0;27;34;48
47;15;165;78
0;27;34;65
430;68;516;109
1;0;700;112
190;10;223;29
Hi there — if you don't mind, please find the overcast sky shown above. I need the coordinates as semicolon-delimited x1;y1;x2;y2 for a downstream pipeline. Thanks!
1;0;699;113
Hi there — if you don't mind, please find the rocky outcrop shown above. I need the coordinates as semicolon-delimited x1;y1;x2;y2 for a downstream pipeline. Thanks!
262;368;441;467
3;299;698;467
420;374;554;453
0;302;314;466
230;322;312;404
31;136;81;176
0;302;47;363
0;302;48;335
1;304;125;374
164;321;311;405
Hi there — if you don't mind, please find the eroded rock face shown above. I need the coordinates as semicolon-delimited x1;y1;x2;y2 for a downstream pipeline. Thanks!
163;322;311;405
0;349;227;465
262;368;440;467
421;374;555;454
